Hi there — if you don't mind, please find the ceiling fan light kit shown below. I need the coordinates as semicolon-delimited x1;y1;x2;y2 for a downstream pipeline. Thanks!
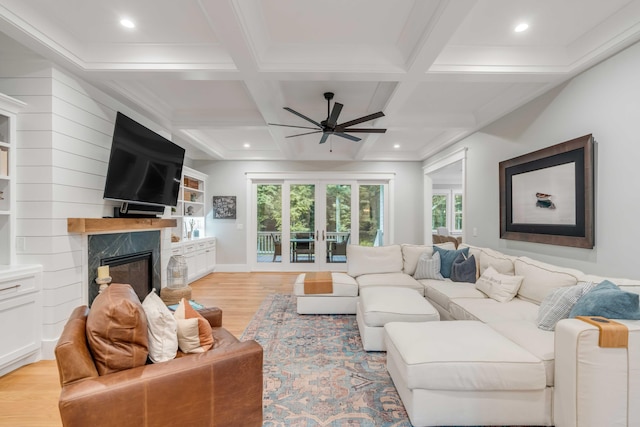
269;92;386;144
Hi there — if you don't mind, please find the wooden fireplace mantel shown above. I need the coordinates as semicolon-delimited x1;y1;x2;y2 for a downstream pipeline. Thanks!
67;218;177;233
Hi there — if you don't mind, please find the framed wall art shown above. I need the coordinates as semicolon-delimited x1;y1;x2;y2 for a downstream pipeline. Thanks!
212;196;237;219
499;134;594;248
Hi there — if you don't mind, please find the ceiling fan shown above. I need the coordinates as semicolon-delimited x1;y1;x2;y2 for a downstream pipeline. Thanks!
269;92;386;144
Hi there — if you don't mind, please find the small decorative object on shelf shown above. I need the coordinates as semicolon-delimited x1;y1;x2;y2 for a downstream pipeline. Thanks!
95;265;112;293
171;233;180;242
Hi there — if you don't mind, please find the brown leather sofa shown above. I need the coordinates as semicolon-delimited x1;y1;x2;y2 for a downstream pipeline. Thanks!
55;301;263;427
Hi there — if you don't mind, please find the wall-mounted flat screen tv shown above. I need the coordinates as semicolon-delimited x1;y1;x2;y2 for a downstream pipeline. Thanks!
103;112;185;208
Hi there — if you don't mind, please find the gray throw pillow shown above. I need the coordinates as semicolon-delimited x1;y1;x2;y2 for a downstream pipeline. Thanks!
450;253;476;283
569;280;640;319
537;281;596;331
414;251;444;280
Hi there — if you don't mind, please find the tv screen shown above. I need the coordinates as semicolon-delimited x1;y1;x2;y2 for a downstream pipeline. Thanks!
103;112;185;207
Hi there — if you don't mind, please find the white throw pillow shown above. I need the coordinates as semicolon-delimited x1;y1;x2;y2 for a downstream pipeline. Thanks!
475;266;524;303
141;290;178;363
413;251;444;280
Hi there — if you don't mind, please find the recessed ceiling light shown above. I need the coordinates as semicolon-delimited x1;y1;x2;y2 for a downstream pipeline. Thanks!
514;23;529;33
393;144;400;149
243;143;251;148
120;18;135;29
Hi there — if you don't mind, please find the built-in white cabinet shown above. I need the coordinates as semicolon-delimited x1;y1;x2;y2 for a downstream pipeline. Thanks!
171;237;216;284
171;166;206;242
0;265;43;376
0;93;26;266
0;94;44;376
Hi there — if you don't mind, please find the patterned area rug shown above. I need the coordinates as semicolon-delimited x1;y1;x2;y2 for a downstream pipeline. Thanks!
242;294;538;427
242;293;411;427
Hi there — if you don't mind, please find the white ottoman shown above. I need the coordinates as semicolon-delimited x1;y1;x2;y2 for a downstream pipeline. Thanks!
294;272;359;314
357;286;439;351
384;321;552;427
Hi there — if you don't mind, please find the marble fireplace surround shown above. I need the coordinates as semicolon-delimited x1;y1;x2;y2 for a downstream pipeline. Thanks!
87;231;160;305
67;218;176;306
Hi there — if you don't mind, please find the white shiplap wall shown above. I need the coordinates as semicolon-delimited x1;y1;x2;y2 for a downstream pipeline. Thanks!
0;60;174;359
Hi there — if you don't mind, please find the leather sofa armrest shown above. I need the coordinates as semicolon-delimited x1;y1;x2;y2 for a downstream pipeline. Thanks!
554;318;640;427
59;339;263;427
198;306;223;327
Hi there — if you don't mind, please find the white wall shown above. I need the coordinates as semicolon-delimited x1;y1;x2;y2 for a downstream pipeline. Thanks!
424;40;640;279
0;60;175;358
193;160;424;268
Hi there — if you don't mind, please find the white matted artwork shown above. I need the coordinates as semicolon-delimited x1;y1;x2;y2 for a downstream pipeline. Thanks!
511;162;576;225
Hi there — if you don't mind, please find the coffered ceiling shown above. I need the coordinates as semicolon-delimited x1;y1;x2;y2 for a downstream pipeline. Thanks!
1;0;639;161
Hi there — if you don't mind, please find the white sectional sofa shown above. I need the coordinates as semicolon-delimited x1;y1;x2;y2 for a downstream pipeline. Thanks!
294;242;640;426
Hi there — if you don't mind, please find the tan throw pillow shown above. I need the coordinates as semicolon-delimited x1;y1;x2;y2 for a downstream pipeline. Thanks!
86;283;149;375
475;266;524;303
142;290;178;362
174;298;213;353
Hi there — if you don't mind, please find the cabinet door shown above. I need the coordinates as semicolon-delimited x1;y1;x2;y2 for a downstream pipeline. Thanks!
206;248;216;271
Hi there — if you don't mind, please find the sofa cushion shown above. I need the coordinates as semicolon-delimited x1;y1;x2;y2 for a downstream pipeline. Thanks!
174;298;214;353
413;251;443;280
450;254;476;283
449;297;539;323
420;280;486;312
488;320;556;387
580;274;640;296
569;280;640;319
536;281;597;331
475;266;524;303
401;244;433;276
433;246;469;279
86;283;149;375
514;257;583;304
359;287;439;326
142;290;178;363
347;244;403;277
384;321;546;391
356;272;424;295
459;244;516;276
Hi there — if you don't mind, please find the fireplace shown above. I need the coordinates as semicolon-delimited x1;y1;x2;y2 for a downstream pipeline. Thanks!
101;251;153;303
88;231;161;305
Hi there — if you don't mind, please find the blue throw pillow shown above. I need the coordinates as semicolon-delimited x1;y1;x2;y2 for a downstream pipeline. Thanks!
433;246;470;279
569;280;640;319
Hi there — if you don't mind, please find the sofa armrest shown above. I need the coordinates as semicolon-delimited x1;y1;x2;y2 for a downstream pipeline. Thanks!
554;318;640;427
59;339;263;427
198;306;223;327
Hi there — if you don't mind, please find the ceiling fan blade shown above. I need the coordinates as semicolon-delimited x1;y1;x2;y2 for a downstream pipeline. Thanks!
268;123;320;130
283;107;322;128
286;130;322;138
319;133;330;144
334;132;361;142
337;111;385;129
327;102;343;128
335;128;386;133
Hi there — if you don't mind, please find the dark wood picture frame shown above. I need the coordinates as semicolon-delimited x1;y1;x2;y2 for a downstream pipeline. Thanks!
499;134;594;248
212;196;237;219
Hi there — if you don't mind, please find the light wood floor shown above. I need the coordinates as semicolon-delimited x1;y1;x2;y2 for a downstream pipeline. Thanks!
0;272;297;427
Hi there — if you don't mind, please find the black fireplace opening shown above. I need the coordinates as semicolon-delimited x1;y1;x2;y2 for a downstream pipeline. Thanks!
102;251;154;303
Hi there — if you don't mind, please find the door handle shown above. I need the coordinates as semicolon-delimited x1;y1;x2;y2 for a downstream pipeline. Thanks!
322;230;325;241
315;230;319;241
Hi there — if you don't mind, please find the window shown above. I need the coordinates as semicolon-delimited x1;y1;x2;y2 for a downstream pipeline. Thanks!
432;189;462;234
